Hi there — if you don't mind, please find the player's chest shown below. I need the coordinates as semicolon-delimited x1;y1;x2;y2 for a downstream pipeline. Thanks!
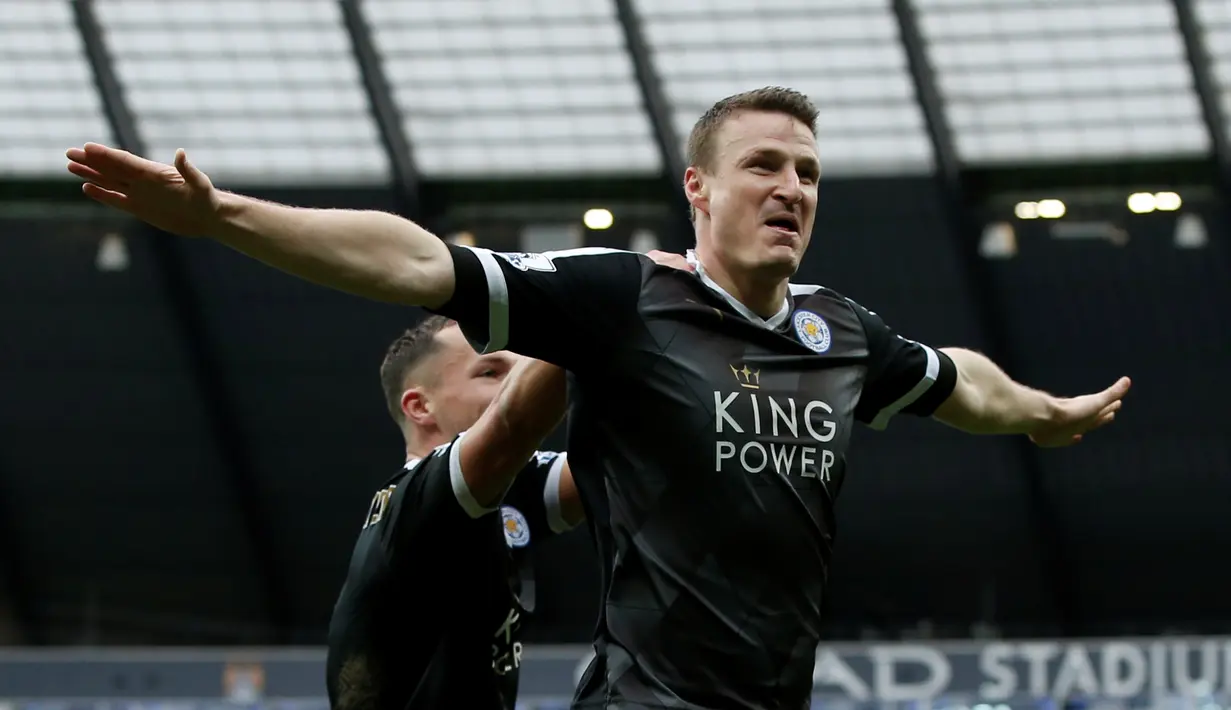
633;289;871;431
621;296;871;490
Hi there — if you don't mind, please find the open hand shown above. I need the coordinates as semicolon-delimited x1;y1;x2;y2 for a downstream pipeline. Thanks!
66;143;220;237
1029;376;1131;448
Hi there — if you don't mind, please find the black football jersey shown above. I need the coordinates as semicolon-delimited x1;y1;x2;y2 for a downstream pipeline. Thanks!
325;433;572;710
432;245;957;709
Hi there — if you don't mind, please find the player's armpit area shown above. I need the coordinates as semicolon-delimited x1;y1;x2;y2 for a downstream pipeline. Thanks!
452;359;567;517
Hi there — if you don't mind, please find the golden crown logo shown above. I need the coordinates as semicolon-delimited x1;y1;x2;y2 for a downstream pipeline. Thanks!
729;363;760;389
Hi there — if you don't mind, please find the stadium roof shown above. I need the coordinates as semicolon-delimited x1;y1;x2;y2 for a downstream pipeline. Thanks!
3;0;1230;186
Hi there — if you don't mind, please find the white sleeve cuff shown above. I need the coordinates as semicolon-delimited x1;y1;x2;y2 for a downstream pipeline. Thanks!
543;453;575;534
869;344;941;431
449;434;499;519
466;247;511;354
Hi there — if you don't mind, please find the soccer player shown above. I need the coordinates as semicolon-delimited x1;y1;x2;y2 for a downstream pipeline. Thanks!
327;316;580;710
67;86;1130;709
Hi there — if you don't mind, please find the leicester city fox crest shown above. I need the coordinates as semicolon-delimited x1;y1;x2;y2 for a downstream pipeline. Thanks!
501;506;530;548
793;310;832;353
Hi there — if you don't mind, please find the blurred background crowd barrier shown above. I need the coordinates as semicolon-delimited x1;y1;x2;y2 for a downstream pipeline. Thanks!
4;637;1231;709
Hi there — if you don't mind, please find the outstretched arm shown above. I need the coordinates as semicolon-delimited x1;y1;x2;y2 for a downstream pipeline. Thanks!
66;144;455;307
933;348;1131;448
66;144;699;368
212;190;454;307
849;299;1129;447
458;358;567;509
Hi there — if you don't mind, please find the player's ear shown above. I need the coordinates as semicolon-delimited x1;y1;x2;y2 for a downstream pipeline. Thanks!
401;388;434;428
683;166;709;217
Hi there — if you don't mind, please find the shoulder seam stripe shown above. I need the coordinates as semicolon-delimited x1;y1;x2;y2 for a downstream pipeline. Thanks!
540;247;632;259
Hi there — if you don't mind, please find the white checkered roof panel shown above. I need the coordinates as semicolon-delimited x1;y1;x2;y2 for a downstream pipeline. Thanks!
634;0;935;177
366;0;661;177
1196;0;1231;144
96;0;390;186
917;0;1209;164
0;1;114;177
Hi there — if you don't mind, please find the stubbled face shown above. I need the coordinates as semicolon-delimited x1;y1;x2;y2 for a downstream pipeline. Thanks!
687;110;820;281
416;325;522;438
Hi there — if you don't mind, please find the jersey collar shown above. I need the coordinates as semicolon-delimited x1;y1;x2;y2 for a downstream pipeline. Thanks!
685;250;792;330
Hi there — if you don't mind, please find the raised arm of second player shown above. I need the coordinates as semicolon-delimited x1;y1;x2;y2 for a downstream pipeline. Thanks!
458;357;568;509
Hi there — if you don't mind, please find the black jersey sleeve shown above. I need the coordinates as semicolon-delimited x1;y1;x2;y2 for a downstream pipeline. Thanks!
428;244;647;372
374;437;575;553
501;451;577;543
370;434;499;553
849;299;957;430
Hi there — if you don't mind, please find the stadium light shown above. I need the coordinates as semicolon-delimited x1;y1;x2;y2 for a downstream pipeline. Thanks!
584;208;614;230
979;222;1017;259
1127;192;1157;214
1036;199;1066;219
1014;201;1040;219
96;232;129;272
1154;191;1182;211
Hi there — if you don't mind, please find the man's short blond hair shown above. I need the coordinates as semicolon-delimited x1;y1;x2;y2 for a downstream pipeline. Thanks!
686;86;820;173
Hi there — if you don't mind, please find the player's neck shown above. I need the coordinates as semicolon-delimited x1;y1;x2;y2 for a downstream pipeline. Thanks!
405;430;450;462
692;249;789;319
